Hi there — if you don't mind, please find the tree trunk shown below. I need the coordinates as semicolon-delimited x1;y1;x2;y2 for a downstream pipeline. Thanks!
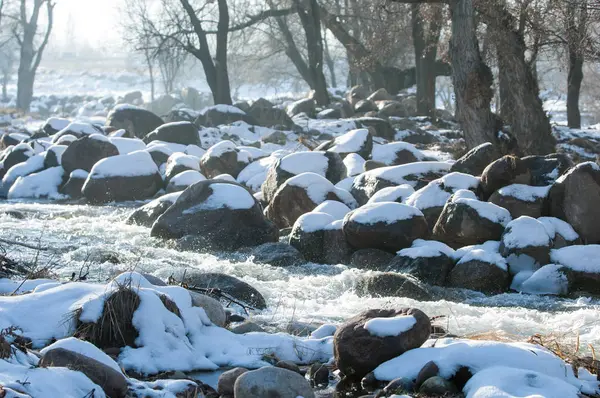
449;0;497;150
484;2;555;155
567;55;583;128
215;0;233;104
17;39;35;111
565;0;587;129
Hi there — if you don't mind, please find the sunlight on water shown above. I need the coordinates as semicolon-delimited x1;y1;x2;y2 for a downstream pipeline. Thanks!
2;200;600;350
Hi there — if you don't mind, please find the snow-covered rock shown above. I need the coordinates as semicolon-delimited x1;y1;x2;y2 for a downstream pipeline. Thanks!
8;167;66;200
61;134;119;175
127;192;182;228
143;121;200;146
489;183;550;219
166;170;206;193
316;128;373;159
200;140;251;179
500;216;552;275
371;141;425;166
105;105;164;139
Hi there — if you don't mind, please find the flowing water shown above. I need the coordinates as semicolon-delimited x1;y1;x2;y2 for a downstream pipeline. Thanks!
2;200;600;350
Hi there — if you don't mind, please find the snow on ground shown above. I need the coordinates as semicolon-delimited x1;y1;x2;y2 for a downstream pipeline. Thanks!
364;315;417;337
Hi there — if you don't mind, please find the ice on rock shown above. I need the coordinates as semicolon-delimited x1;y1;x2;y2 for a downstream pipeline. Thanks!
348;202;423;225
364;315;417;337
519;264;569;295
313;200;351;220
368;185;415;204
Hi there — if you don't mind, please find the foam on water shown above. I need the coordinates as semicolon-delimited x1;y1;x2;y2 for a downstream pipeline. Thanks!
1;201;599;349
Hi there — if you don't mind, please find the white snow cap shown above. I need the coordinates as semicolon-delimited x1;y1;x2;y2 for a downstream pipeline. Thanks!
371;142;424;165
538;217;579;242
343;153;366;177
364;315;417;337
496;184;551;202
550;245;600;273
452;191;512;226
398;239;455;259
279;151;329;176
368;185;415;204
285;172;357;208
57;122;102;137
183;183;255;214
328;128;370;153
405;172;479;210
199;104;245;116
293;211;335;233
166;153;201;175
203;140;238;159
89;150;159;178
7;167;66;200
109;137;146;155
347;202;423;225
45;117;70;131
502;216;551;249
313;200;351;220
519;264;569;296
169;170;206;187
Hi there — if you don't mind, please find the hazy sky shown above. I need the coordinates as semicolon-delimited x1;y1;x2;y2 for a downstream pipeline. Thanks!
53;0;121;47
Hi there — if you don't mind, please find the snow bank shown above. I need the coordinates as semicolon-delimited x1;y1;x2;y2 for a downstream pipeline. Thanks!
371;142;424;165
502;216;551;248
364;315;417;337
313;200;351;220
280;151;329;176
183;183;254;214
550;245;600;273
373;338;593;394
89;150;159;178
8;167;66;200
328;129;370;153
497;184;551;201
348;202;423;225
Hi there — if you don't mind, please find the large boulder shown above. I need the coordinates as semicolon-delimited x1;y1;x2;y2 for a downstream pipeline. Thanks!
480;155;531;199
60;170;88;199
61;134;119;175
450;142;499;176
343;202;429;253
334;308;431;380
40;347;128;398
388;240;456;286
499;216;551;275
151;180;278;250
164;153;201;182
550;245;600;296
40;117;70;136
143;121;201;146
351;162;452;205
547;162;600;243
289;212;336;263
488;184;550;219
200;140;251;179
266;172;357;228
166;170;206;193
355;117;395;140
316;128;373;159
183;271;267;310
247;99;296;129
251;242;305;267
105;105;164;139
127;192;182;227
433;190;512;248
350;249;395;270
43;145;67;169
234;367;315;398
521;153;572;186
218;367;249;397
195;104;252;127
287;98;316;118
357;273;432;300
448;248;510;294
82;151;163;203
261;151;345;203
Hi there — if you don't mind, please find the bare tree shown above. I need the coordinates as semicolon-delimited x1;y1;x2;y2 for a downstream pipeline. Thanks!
155;38;188;95
11;0;55;111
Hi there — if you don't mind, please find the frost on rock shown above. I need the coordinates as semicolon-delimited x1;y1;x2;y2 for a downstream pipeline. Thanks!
8;167;66;200
348;202;423;225
368;185;415;204
364;315;417;337
183;183;255;214
89;150;159;178
519;264;569;295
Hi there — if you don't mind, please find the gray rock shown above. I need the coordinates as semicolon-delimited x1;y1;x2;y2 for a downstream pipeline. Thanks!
233;366;315;398
350;249;394;271
218;367;248;397
276;360;302;374
450;142;499;176
230;321;266;334
418;376;458;396
183;271;267;310
251;242;305;267
189;291;227;327
357;273;432;301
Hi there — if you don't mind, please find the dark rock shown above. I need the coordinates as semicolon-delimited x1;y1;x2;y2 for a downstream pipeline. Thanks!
355;99;377;114
350;249;394;271
200;141;250;179
448;259;510;294
488;184;548;219
276;360;302;374
105;106;164;139
61;136;119;175
151;180;278;251
380;378;414;396
363;160;387;172
547;162;600;243
415;361;440;389
230;321;266;334
419;376;458;396
248;100;296;129
40;348;128;398
164;153;201;183
287;98;316;118
289;212;334;263
127;192;181;227
450;142;499;176
355;117;395;140
194;105;253;127
347;85;369;107
143;121;201;146
334;308;431;380
357;273;432;301
480;155;531;199
60;171;88;199
521;153;572;186
308;363;330;387
251;242;305;267
388;253;454;286
343;202;429;253
183;271;267;310
323;226;354;265
43;145;67;169
262;131;288;145
0;144;34;179
217;367;248;397
315;128;374;159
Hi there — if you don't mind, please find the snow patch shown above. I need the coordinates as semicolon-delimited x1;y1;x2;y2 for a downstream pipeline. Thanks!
183;183;254;214
364;315;417;337
348;202;423;225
